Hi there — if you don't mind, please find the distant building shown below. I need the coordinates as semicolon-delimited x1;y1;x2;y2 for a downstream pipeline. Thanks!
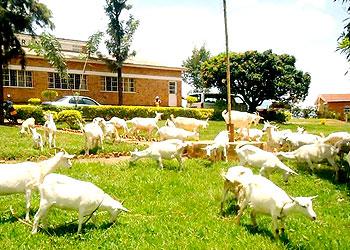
4;34;183;107
315;94;350;119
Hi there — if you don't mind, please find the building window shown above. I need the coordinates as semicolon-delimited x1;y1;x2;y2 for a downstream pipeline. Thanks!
2;69;33;88
48;73;87;90
169;81;177;94
345;106;350;113
101;76;135;92
124;78;135;92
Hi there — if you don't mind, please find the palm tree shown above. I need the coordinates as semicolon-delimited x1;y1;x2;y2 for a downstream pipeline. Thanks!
0;0;53;124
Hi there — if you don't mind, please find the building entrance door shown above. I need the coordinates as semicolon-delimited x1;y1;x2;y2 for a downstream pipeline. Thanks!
168;81;177;106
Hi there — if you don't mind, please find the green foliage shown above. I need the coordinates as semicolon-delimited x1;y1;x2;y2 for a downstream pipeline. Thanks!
335;1;350;68
15;105;45;124
186;96;198;105
44;110;58;121
29;33;68;79
57;110;83;129
27;98;41;105
259;109;291;123
201;50;311;112
0;0;53;124
182;45;211;90
318;110;341;120
211;100;227;121
41;89;58;101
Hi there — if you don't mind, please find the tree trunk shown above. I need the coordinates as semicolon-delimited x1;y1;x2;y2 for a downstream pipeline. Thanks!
117;67;123;105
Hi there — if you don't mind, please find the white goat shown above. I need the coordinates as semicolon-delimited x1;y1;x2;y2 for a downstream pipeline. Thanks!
103;120;120;143
43;113;57;148
222;110;262;138
262;121;289;151
83;118;106;155
30;127;43;151
205;130;229;162
236;144;298;182
165;119;176;127
220;166;253;213
0;151;74;221
127;112;163;140
322;132;350;145
20;117;35;135
277;142;339;180
32;173;128;234
130;139;189;170
170;114;209;132
236;174;317;237
109;117;129;135
158;126;199;141
283;132;322;151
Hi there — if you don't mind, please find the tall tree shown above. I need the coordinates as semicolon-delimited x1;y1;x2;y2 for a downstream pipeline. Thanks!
201;50;311;112
104;0;139;105
0;0;53;124
182;45;211;91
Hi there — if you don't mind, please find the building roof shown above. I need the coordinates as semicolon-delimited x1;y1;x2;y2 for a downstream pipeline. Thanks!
17;33;184;72
316;94;350;103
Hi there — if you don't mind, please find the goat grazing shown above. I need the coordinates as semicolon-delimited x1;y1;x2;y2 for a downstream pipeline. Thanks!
170;114;208;132
158;126;199;141
277;142;339;180
322;132;350;145
83;118;106;155
32;173;128;234
235;174;317;238
109;117;129;135
0;151;75;221
127;112;163;140
205;130;229;162
20;117;35;135
43;113;57;148
130;139;189;170
220;166;253;213
236;144;298;182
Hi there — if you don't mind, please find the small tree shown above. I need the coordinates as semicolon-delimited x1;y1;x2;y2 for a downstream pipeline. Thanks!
41;90;58;101
104;0;139;105
182;45;211;91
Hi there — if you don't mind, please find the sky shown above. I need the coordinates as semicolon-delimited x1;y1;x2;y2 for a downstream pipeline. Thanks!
39;0;349;106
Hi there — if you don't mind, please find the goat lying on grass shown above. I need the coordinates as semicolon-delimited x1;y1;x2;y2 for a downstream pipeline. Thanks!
0;151;75;221
32;173;128;234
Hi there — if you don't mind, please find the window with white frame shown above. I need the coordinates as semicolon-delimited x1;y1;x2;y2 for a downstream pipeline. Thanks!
101;76;135;92
345;106;350;113
48;73;87;90
169;81;177;94
2;69;32;87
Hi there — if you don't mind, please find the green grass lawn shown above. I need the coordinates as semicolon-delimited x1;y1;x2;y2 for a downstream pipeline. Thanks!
0;119;350;249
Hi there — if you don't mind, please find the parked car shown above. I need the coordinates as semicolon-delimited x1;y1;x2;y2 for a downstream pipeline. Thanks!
42;96;101;107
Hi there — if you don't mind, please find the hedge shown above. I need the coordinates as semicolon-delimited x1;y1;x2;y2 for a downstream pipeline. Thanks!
14;105;214;124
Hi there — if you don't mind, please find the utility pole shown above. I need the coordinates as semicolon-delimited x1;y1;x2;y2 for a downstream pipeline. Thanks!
223;0;234;141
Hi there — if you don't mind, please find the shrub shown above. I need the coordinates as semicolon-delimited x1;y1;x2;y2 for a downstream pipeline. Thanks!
186;96;198;107
57;110;83;129
15;105;45;124
41;90;58;101
211;100;226;121
43;110;58;121
258;109;291;123
28;98;41;105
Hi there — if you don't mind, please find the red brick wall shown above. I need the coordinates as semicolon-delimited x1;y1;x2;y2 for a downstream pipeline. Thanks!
5;57;182;106
327;102;350;119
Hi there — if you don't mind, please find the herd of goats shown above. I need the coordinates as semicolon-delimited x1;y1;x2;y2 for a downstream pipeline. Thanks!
1;109;350;237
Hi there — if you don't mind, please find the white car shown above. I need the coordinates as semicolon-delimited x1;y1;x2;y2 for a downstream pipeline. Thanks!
42;96;101;107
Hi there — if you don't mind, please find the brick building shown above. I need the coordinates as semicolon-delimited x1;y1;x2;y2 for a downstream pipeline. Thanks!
315;94;350;119
4;34;183;107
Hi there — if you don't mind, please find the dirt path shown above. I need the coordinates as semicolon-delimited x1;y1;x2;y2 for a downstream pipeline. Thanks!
75;155;131;164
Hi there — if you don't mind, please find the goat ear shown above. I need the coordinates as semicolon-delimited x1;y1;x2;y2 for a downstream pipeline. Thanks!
309;195;318;200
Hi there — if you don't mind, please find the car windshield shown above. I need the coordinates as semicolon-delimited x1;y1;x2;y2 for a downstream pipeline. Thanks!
55;97;70;102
